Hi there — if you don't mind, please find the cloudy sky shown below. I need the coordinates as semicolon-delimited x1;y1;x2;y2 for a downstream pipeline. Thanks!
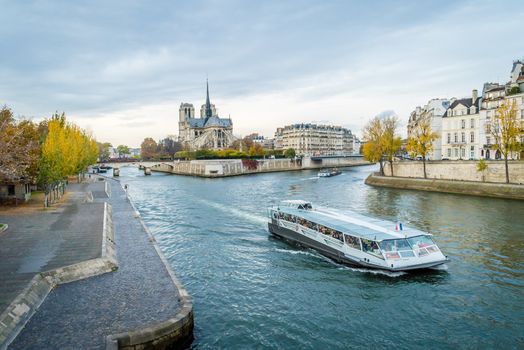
1;0;523;147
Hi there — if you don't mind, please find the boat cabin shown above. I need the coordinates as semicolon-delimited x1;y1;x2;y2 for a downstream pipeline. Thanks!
271;202;441;262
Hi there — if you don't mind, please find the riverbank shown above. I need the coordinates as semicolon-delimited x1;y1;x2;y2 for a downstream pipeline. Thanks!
365;173;524;200
1;177;193;349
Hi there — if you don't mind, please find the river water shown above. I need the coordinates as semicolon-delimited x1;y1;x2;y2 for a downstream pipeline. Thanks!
120;165;524;349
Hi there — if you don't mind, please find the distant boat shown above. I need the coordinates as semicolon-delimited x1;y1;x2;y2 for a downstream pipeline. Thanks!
317;168;341;177
268;200;449;272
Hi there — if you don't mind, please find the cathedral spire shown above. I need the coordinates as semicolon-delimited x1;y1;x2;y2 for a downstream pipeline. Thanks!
205;79;212;122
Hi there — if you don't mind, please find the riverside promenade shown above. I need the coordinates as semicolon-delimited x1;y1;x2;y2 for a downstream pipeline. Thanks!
1;177;192;349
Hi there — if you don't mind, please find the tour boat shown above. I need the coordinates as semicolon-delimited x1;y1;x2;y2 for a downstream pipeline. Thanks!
317;168;342;177
267;200;449;271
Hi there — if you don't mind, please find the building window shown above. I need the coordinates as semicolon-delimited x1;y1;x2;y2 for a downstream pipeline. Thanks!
7;185;15;196
486;136;491;145
447;133;451;144
454;133;458;143
461;119;465;129
454;149;458;157
470;119;475;128
461;148;466;158
470;132;474;143
461;132;465;142
447;149;451;157
470;146;475;159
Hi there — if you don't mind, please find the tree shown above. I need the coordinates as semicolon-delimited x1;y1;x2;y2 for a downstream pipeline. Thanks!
116;145;130;158
38;113;98;207
248;143;265;157
158;137;182;159
362;116;385;175
284;148;296;158
382;116;402;176
97;142;112;161
406;115;439;179
489;100;521;183
0;106;40;183
140;137;158;160
476;159;488;182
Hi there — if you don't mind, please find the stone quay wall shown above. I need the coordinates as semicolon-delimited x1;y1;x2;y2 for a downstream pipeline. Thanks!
366;174;524;200
383;160;524;184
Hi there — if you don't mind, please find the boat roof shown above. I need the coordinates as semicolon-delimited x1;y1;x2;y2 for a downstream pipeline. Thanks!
276;204;428;241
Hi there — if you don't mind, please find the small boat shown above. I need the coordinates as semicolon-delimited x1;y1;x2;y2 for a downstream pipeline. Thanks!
268;200;449;272
317;168;341;177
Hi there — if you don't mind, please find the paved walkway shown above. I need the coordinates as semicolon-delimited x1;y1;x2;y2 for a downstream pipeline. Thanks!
8;178;181;349
0;182;105;313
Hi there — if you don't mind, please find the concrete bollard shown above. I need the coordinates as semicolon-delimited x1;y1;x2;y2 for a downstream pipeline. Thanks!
144;167;152;176
113;168;120;177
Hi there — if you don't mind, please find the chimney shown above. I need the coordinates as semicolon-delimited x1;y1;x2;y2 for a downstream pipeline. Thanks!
416;106;421;115
472;89;478;102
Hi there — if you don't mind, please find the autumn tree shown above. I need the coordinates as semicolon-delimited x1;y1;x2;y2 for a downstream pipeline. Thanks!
248;143;265;157
489;100;521;183
362;116;385;175
140;137;158;160
406;115;439;179
382;116;402;176
0;106;40;182
38;113;98;206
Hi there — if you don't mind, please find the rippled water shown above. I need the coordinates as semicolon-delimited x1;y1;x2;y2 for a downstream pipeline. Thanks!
120;165;524;349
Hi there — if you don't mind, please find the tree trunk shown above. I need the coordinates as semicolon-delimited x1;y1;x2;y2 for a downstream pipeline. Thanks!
423;156;427;179
389;160;394;177
504;156;509;183
44;192;49;208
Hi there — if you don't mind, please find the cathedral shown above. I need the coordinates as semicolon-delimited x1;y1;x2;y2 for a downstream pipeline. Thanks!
178;81;235;150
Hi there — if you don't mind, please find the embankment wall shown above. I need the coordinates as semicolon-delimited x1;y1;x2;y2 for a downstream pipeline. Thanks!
383;160;524;184
365;174;524;200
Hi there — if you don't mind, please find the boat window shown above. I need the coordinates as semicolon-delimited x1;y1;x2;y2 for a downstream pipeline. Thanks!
331;230;343;242
297;218;313;229
361;239;382;258
281;213;296;223
378;239;414;260
407;235;435;249
344;235;361;250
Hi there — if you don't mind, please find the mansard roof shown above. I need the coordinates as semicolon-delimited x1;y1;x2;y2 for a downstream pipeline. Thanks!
448;97;480;110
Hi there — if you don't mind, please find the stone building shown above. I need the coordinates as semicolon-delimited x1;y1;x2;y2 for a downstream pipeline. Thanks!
407;98;450;160
178;81;234;150
441;90;480;160
407;60;524;160
274;123;355;156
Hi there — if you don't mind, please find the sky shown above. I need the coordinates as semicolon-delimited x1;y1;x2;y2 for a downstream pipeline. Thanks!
1;0;523;147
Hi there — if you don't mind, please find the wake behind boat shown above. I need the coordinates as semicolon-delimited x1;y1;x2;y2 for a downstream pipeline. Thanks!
268;200;449;272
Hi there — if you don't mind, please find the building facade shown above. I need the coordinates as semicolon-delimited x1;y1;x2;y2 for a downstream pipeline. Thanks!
407;98;450;160
441;90;480;160
178;81;234;150
274;123;355;156
408;60;524;160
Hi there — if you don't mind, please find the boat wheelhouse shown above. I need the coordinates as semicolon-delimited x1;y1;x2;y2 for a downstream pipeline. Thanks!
268;200;449;271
